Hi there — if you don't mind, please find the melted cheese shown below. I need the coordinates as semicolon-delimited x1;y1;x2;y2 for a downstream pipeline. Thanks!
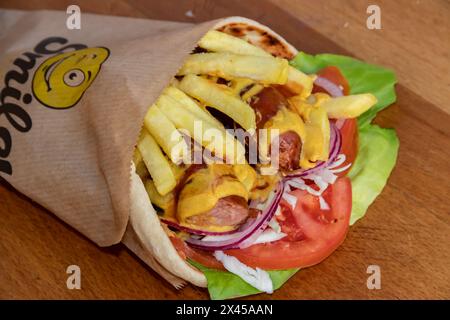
233;163;257;193
177;164;248;221
289;95;330;168
250;174;280;202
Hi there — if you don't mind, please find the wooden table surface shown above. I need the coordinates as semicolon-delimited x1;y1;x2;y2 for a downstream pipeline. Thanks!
0;0;449;299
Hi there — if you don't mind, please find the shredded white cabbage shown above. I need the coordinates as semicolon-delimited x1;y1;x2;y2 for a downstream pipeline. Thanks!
282;192;297;210
268;216;282;233
283;154;351;211
329;154;346;168
319;195;330;210
252;229;286;245
214;251;273;294
275;206;282;216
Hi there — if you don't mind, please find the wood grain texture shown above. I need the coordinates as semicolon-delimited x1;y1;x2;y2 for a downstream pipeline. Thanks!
0;0;449;299
271;0;450;114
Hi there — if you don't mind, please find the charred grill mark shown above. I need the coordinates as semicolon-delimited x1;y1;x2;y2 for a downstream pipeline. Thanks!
205;106;237;130
216;77;230;85
239;83;255;98
191;46;207;54
217;22;294;59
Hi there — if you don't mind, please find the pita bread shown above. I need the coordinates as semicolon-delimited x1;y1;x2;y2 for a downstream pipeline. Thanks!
122;222;187;289
127;16;298;288
214;17;297;59
129;167;207;287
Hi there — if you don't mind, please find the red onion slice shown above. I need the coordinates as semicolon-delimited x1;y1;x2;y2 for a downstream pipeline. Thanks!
314;76;344;97
161;219;239;236
185;182;284;251
286;122;342;178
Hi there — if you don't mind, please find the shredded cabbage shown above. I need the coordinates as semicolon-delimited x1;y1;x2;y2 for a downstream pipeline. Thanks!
213;251;273;294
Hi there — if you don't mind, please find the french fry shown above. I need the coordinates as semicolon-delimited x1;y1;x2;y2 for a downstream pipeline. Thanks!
197;30;312;98
132;148;149;179
308;92;332;106
163;86;223;129
156;92;246;164
198;30;270;58
229;78;255;96
178;74;256;131
289;96;330;168
137;130;177;196
242;84;264;102
285;66;314;99
144;104;187;164
178;52;289;85
144;179;175;211
319;93;377;119
299;105;330;168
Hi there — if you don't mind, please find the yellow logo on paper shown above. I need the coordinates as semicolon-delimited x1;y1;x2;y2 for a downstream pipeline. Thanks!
32;47;110;109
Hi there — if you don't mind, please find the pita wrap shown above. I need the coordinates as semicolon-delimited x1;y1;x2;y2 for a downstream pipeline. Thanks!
125;17;298;288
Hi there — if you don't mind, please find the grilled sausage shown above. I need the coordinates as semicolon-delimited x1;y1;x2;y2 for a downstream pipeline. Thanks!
250;86;302;171
277;131;302;171
186;195;249;227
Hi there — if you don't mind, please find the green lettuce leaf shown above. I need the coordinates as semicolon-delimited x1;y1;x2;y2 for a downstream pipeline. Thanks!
348;125;399;224
190;260;298;300
290;52;397;128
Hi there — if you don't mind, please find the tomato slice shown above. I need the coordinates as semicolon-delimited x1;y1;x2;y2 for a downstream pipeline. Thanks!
313;66;350;95
224;177;352;270
336;119;358;176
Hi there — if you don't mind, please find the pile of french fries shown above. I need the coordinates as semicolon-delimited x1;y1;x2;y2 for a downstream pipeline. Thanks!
134;29;377;203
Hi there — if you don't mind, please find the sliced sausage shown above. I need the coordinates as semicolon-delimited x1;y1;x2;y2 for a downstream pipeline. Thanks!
186;195;249;227
275;131;302;171
250;86;288;129
250;87;302;171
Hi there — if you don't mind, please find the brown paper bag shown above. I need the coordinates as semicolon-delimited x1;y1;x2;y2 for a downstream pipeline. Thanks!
0;10;217;250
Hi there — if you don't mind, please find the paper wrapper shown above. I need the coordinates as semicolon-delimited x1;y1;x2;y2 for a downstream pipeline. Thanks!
0;10;217;258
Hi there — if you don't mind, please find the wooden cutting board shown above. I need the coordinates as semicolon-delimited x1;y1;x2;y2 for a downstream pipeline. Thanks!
0;0;449;299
